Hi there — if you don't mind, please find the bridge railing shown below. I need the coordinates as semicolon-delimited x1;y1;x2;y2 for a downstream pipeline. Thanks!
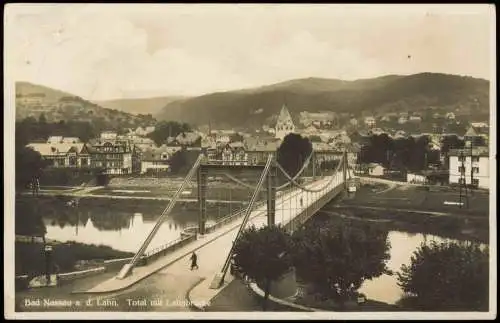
137;170;345;266
204;199;268;234
142;233;198;264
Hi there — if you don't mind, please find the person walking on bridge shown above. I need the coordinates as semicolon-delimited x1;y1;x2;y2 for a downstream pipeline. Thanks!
190;252;199;270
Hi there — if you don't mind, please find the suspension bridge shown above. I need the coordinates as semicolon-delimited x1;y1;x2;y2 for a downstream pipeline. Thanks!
83;150;356;304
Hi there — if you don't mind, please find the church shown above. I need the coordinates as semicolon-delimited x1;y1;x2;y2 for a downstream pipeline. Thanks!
274;104;296;140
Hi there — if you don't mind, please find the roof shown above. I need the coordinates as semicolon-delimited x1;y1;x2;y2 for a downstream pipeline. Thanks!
228;141;245;149
276;104;294;127
312;142;333;151
47;136;64;144
27;142;86;156
176;132;201;145
140;146;172;161
464;126;479;137
246;140;280;152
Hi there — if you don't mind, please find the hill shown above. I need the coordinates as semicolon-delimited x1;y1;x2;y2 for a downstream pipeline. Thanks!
94;96;186;115
15;82;155;129
156;73;489;129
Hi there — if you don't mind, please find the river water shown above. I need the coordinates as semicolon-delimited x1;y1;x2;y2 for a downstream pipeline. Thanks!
359;231;487;305
42;202;243;254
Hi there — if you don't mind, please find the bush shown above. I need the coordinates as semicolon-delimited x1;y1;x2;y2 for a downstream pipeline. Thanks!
397;241;489;311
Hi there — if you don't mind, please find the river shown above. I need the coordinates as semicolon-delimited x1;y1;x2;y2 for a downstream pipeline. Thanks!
42;201;243;254
359;231;487;305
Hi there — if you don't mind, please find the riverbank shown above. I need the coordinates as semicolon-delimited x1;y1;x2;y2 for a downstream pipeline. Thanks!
15;240;134;277
319;206;489;244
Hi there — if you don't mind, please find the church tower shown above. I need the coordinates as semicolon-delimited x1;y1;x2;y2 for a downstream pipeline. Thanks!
275;104;295;140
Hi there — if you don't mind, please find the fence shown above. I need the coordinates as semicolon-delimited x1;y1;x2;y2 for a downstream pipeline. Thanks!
142;233;198;264
133;173;344;265
282;174;344;232
204;200;268;234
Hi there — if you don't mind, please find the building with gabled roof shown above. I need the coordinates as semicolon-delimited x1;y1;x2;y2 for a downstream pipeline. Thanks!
275;104;295;140
27;141;90;168
87;137;133;175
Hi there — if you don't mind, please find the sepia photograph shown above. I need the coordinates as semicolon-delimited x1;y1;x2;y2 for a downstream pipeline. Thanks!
3;3;496;320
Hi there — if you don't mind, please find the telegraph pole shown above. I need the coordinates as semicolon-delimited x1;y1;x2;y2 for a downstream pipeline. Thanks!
458;150;469;209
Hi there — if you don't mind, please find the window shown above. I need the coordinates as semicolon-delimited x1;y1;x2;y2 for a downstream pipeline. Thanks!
472;156;480;162
459;178;466;184
472;178;479;187
472;167;479;174
458;156;466;162
458;166;465;173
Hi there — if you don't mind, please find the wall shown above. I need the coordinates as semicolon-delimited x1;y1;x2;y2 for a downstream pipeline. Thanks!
449;156;489;189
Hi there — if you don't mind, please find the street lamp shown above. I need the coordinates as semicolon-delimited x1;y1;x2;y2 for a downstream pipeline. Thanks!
44;244;53;286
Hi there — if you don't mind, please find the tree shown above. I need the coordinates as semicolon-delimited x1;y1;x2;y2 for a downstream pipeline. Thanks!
276;133;312;180
15;199;47;240
229;132;244;143
292;220;391;307
148;121;192;146
168;150;187;174
15;145;49;191
232;225;293;311
397;241;489;311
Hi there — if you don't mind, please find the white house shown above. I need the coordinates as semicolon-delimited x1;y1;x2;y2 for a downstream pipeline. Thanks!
364;116;376;127
398;116;408;124
100;131;118;140
448;147;489;189
445;112;456;120
140;146;171;174
275;104;295;140
368;163;385;177
407;173;427;184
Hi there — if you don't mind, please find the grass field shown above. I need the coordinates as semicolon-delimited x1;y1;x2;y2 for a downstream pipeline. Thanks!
342;184;489;216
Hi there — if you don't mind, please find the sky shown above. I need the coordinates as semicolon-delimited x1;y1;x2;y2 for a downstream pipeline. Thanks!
4;4;495;100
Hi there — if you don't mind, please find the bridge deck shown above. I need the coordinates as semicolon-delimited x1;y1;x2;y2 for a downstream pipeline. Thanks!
81;172;345;300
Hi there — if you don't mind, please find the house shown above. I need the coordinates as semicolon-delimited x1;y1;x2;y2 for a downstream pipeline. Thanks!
26;141;91;168
407;172;428;184
215;134;231;145
312;142;333;152
364;116;376;127
175;132;201;147
471;122;489;129
445;112;456;120
245;139;280;165
464;126;488;147
370;128;385;136
275;104;296;140
398;116;408;124
368;163;385;177
448;147;489;189
299;111;336;128
140;146;171;174
221;142;248;166
87;138;133;175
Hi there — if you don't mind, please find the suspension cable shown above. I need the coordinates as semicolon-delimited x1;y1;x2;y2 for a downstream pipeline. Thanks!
125;154;204;270
220;154;274;281
221;150;314;191
274;157;344;193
